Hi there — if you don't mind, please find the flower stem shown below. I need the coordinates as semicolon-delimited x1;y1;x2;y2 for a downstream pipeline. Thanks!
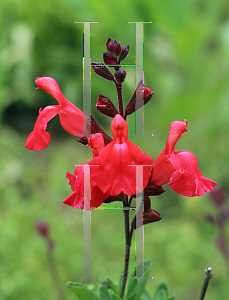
119;195;131;298
116;83;124;117
199;267;213;300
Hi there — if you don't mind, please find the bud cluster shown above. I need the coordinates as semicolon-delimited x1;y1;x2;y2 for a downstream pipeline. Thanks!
92;38;154;120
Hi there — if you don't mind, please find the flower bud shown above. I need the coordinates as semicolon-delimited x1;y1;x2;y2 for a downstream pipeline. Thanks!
204;213;216;224
103;52;117;65
118;44;129;63
87;115;113;146
216;236;228;255
209;186;225;207
36;221;50;238
125;80;154;117
131;196;162;229
114;69;126;84
96;94;119;118
144;181;166;196
106;38;122;57
92;62;114;81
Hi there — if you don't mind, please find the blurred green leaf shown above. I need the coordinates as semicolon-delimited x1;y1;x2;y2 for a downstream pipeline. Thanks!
68;285;99;300
99;286;112;300
107;277;119;295
66;281;83;288
152;282;170;300
140;290;152;300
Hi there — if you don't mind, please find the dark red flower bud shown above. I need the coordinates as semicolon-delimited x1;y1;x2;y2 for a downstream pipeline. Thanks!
131;196;162;229
106;38;122;57
144;181;166;196
124;80;154;117
77;135;89;146
118;44;129;63
143;209;162;226
114;69;126;84
96;94;119;118
216;236;228;255
92;62;114;81
204;213;216;224
36;221;49;237
87;115;113;146
220;208;229;222
209;186;225;207
103;52;117;65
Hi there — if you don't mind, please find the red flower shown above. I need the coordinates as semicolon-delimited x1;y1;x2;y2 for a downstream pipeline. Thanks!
25;77;89;150
63;163;108;210
151;120;217;197
89;114;154;196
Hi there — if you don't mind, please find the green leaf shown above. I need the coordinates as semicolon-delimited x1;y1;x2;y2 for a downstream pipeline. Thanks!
130;260;152;278
126;278;138;299
152;282;169;300
107;276;119;295
135;260;152;300
68;285;99;300
66;281;83;288
140;290;152;300
99;286;112;300
110;291;122;300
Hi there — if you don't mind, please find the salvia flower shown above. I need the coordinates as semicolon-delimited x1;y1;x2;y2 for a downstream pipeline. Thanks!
63;163;109;210
89;114;154;196
151;120;217;197
25;77;89;150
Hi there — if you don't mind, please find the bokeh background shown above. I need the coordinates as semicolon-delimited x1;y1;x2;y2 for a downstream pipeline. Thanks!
1;0;229;299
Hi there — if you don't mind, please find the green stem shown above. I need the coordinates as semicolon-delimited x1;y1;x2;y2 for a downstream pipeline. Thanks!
199;267;213;300
46;239;65;300
119;195;131;298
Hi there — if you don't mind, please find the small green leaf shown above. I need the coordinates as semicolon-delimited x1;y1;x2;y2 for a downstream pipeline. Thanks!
126;278;138;299
140;290;152;300
68;285;99;300
66;281;83;288
99;286;112;300
152;282;169;300
110;291;122;300
134;261;152;300
107;276;119;295
130;260;152;278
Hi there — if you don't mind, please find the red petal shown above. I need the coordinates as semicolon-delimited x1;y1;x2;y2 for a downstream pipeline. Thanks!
35;77;89;137
169;151;217;197
63;164;108;210
152;149;175;186
66;171;76;191
25;105;60;150
165;120;188;154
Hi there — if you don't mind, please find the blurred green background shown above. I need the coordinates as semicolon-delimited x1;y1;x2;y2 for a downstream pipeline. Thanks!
1;0;229;299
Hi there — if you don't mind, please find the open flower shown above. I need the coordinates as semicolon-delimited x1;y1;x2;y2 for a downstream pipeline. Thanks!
25;77;89;150
63;163;108;210
89;114;154;196
151;120;217;197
